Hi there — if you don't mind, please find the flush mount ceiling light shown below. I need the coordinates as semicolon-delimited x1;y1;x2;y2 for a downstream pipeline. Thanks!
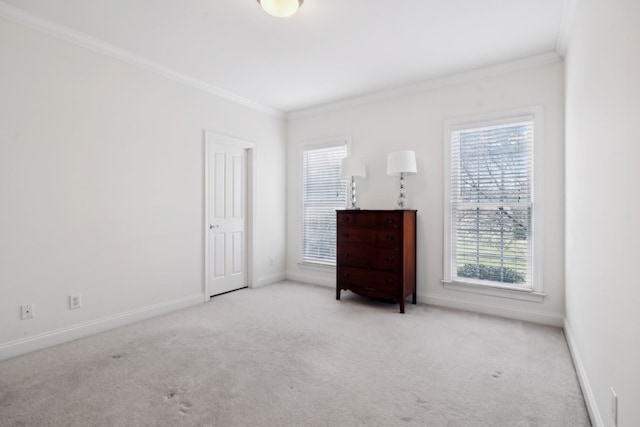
257;0;304;18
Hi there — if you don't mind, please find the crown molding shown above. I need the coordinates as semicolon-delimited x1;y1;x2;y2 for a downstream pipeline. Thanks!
287;52;563;120
0;1;285;119
556;0;579;57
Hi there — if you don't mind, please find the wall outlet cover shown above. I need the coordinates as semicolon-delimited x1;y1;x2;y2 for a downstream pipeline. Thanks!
21;304;34;320
69;294;82;309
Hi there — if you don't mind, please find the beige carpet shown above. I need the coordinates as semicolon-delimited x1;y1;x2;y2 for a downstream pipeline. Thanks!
0;281;590;426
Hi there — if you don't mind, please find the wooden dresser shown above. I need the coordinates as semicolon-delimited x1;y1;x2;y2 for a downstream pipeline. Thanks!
336;210;417;313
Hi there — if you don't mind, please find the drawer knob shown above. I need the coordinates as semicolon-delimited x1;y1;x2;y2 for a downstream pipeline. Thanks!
343;232;350;238
343;272;350;278
386;235;394;241
386;278;394;285
386;217;393;224
343;216;350;222
386;256;394;263
345;253;350;258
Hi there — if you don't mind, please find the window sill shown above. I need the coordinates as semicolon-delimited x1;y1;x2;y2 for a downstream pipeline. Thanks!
298;261;336;272
442;280;546;303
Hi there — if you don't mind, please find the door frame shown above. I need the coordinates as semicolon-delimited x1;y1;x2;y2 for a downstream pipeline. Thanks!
203;130;256;302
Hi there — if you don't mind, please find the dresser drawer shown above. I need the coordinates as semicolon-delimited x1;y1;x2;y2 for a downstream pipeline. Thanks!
338;267;400;292
375;247;401;271
376;230;401;247
378;212;402;228
347;284;397;301
338;266;369;286
338;228;375;244
338;244;373;267
338;212;377;227
369;271;402;291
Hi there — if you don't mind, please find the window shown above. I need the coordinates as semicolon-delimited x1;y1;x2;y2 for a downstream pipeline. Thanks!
444;108;544;300
301;139;348;265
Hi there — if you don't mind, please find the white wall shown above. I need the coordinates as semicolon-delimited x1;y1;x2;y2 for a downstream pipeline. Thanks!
0;17;286;358
287;61;566;326
564;0;640;425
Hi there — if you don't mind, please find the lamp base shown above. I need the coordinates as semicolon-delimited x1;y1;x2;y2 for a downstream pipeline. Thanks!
395;173;409;209
348;177;361;210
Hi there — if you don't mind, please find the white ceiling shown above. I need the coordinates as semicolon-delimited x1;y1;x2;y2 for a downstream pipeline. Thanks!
0;0;568;114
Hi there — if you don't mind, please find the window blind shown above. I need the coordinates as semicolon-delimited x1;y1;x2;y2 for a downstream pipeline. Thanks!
450;117;534;289
302;143;347;264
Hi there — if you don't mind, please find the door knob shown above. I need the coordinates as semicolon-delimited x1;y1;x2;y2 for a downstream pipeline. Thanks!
210;224;219;229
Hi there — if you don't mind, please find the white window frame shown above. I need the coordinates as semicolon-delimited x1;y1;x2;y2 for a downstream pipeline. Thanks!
443;107;545;302
299;136;351;267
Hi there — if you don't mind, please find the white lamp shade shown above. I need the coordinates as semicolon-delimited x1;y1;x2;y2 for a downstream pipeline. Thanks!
257;0;304;18
341;156;367;179
387;151;417;176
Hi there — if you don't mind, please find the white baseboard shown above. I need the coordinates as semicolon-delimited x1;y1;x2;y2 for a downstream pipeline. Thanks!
285;270;335;288
0;293;204;361
283;278;563;326
419;292;565;326
255;272;286;288
564;320;603;427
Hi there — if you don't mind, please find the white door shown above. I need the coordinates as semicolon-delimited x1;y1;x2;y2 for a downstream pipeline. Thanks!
208;143;247;296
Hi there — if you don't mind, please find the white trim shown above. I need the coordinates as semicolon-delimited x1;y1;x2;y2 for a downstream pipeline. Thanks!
556;0;580;57
288;52;562;119
564;319;603;427
298;136;351;265
204;131;257;301
448;113;535;132
0;293;204;362
0;0;564;120
299;135;352;151
0;1;284;119
443;106;545;299
442;281;546;303
297;261;336;271
532;107;545;295
255;273;287;288
285;270;336;288
418;291;564;327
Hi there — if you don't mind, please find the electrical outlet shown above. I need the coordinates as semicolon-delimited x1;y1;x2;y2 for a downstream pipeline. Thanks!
69;294;82;309
611;387;618;426
21;304;34;320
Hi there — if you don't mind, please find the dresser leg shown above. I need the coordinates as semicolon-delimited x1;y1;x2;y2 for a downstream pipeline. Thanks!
399;299;405;313
336;288;341;300
412;292;417;304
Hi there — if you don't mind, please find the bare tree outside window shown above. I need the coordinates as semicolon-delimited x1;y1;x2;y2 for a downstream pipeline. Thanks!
451;120;533;287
